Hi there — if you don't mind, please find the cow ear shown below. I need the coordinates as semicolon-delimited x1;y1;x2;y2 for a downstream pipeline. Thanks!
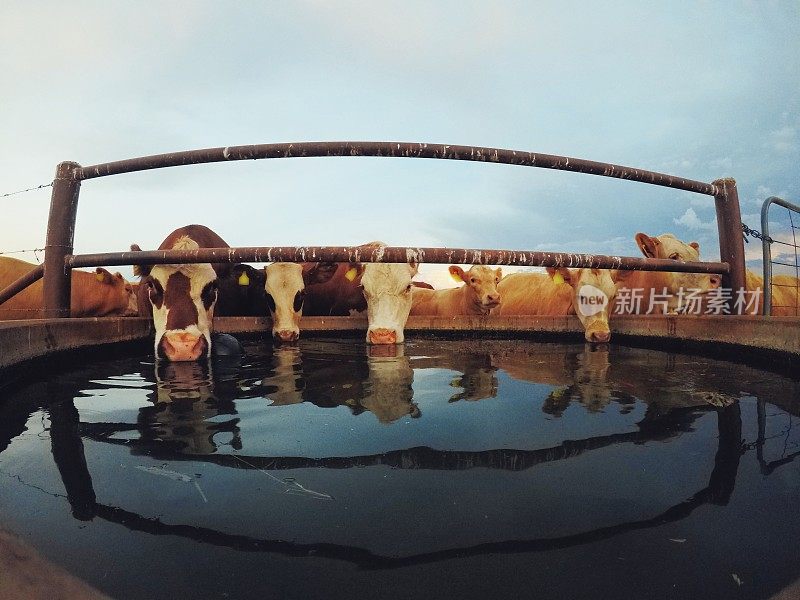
546;267;571;284
611;269;633;283
304;261;338;285
635;233;659;258
494;267;502;281
689;241;700;251
231;264;252;286
95;267;114;285
449;265;466;282
130;243;151;277
408;262;419;277
345;264;364;282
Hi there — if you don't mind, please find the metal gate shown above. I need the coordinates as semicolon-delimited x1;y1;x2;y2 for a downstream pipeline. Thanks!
761;196;800;316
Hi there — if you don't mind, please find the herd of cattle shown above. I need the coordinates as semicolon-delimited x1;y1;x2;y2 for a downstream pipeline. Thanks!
0;223;797;361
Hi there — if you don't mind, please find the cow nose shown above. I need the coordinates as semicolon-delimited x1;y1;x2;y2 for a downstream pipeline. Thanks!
710;274;722;289
275;330;299;343
486;293;500;305
368;328;397;345
161;333;207;361
588;330;611;344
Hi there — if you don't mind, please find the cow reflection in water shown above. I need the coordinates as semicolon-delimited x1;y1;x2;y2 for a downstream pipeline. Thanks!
260;343;419;423
138;360;242;454
493;344;736;420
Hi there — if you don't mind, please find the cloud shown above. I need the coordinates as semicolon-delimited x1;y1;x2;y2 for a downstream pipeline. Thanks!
765;126;798;154
673;208;715;231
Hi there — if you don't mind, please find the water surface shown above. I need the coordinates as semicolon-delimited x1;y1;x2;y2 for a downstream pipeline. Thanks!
1;339;798;599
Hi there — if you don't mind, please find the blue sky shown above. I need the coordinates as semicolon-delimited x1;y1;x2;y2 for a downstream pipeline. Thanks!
1;1;798;285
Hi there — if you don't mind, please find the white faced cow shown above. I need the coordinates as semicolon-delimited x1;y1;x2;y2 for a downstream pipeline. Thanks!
133;225;229;361
263;262;337;342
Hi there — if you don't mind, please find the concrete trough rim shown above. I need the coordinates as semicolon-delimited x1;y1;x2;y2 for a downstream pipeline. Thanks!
1;316;799;386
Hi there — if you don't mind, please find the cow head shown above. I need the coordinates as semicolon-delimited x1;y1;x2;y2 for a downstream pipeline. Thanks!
350;261;419;345
134;237;219;362
263;262;338;342
631;232;722;295
214;264;267;317
449;265;502;313
83;268;138;317
548;267;618;343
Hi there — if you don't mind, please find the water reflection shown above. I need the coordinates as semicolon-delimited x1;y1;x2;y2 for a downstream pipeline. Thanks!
261;343;419;423
1;339;799;584
492;343;745;421
139;360;242;455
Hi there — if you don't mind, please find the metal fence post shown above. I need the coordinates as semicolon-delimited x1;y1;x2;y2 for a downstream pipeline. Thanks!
43;161;81;318
713;178;746;311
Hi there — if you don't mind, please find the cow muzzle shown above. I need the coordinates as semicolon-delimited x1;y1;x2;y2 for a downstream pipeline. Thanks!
160;332;208;361
368;328;398;345
274;329;299;343
585;322;611;344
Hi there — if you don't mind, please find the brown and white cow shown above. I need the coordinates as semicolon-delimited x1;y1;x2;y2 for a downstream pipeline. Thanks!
494;267;619;343
0;256;137;320
302;242;419;345
133;225;231;361
262;262;338;342
410;265;502;316
613;232;721;315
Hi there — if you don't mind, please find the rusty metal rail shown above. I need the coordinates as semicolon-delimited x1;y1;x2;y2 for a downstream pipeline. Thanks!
75;141;719;195
0;141;748;317
0;264;44;307
67;246;729;274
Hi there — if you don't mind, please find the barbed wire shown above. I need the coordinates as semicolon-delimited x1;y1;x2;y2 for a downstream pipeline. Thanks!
0;182;53;198
742;222;774;244
0;247;45;262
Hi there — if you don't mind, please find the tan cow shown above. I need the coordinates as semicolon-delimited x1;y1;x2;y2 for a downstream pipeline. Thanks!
0;256;137;320
493;267;619;343
263;262;338;342
613;233;721;315
743;271;799;316
410;265;502;316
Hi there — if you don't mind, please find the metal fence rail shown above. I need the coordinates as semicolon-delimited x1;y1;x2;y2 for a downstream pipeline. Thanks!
761;196;800;316
67;246;729;273
0;141;748;318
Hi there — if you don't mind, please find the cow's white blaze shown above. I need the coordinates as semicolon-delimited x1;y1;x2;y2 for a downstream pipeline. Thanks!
570;269;616;342
361;262;418;344
264;263;305;341
146;237;218;361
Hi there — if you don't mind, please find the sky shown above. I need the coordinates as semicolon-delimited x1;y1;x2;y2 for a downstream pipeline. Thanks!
1;1;798;288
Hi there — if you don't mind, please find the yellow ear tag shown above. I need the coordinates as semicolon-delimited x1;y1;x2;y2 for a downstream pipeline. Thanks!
345;267;358;282
95;272;104;282
552;273;565;285
450;270;463;283
238;272;250;286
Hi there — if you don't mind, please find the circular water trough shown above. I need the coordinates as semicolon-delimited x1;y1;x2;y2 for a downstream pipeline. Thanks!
1;318;799;600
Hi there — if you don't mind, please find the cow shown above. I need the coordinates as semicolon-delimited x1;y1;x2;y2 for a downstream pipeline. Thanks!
0;256;137;320
493;267;619;343
262;262;338;342
741;271;799;316
132;224;231;361
613;232;721;315
410;265;502;316
302;242;419;345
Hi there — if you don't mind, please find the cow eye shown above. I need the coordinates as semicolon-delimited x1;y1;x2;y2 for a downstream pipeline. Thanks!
669;253;680;260
470;278;476;284
201;281;219;309
265;293;276;313
293;290;305;312
146;279;163;305
405;284;412;293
